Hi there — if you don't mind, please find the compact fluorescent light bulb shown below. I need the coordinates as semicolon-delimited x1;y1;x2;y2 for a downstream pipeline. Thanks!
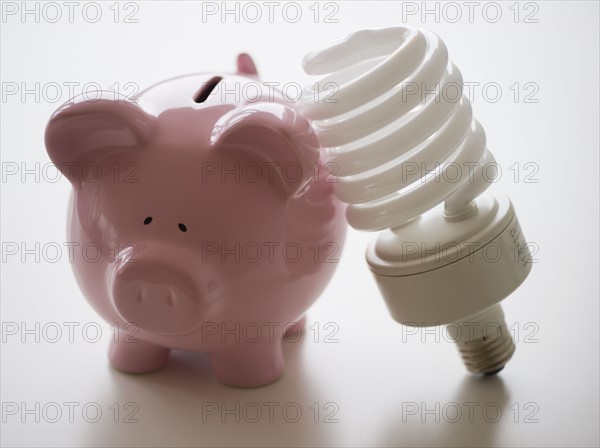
301;27;532;374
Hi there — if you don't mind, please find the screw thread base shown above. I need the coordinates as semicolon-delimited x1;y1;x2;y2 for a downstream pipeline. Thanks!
455;322;515;374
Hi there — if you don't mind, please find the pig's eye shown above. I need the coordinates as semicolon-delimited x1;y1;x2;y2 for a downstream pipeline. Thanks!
143;217;153;225
178;223;188;232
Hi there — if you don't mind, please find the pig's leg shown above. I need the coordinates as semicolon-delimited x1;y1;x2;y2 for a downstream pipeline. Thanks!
109;338;170;374
210;342;284;387
284;315;306;339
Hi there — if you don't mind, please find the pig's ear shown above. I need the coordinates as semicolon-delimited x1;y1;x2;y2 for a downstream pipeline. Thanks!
237;53;259;78
210;103;320;198
45;92;154;183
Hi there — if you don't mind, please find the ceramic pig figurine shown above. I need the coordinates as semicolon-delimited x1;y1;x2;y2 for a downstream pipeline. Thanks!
45;54;346;387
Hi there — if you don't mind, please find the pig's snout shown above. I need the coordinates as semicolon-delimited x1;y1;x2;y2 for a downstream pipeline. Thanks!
111;254;202;336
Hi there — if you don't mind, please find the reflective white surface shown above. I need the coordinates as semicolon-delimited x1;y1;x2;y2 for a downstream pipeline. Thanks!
1;1;598;446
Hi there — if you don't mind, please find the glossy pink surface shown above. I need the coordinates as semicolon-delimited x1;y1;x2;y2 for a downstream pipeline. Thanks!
45;55;346;387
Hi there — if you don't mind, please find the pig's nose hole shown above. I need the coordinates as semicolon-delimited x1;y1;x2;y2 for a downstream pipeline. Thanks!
167;292;175;307
143;216;153;225
207;279;218;291
178;223;188;232
112;263;201;335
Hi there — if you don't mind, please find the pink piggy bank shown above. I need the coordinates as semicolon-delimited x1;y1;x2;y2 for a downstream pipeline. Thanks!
45;55;346;387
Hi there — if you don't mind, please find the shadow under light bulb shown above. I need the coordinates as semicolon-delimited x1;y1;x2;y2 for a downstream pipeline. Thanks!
301;27;532;374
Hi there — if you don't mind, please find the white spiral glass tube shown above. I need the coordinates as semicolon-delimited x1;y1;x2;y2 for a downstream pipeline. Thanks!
301;27;532;375
301;27;497;231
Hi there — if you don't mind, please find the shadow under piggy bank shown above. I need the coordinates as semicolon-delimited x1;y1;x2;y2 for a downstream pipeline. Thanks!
80;335;344;446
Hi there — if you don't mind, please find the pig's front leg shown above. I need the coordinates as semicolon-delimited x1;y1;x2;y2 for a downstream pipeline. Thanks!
210;342;284;387
109;337;170;374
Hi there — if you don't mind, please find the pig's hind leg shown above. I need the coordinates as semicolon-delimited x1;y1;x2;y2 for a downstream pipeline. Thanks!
283;315;306;339
109;337;170;374
210;317;306;387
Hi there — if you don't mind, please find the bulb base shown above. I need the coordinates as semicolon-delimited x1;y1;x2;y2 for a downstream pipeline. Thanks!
366;193;532;326
456;323;515;374
450;305;516;374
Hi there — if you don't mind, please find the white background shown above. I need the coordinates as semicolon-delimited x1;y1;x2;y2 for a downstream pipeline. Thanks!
1;1;599;446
